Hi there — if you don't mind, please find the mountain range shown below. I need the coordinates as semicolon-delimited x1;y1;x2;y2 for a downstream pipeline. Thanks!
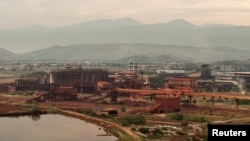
0;43;249;62
0;18;250;62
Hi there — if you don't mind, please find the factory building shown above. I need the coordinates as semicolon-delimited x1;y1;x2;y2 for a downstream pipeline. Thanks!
200;64;212;79
50;68;109;93
155;97;180;113
52;86;78;100
15;77;49;91
0;85;15;93
165;77;196;89
129;60;138;73
108;71;142;89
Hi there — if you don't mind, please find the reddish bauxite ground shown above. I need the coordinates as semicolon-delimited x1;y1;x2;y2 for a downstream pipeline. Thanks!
0;104;23;114
0;94;34;114
1;94;250;118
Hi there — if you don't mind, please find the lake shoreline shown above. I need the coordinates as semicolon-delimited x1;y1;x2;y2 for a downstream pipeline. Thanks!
0;103;140;141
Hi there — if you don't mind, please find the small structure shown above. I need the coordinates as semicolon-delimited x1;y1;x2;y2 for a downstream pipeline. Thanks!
129;60;138;73
15;77;49;91
155;96;180;113
165;77;196;89
96;81;112;93
51;86;78;100
200;64;212;79
109;71;142;89
96;108;118;116
0;85;16;93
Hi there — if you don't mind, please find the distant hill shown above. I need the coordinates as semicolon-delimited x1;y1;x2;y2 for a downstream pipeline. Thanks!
1;18;250;53
117;55;185;63
0;48;21;60
19;43;250;62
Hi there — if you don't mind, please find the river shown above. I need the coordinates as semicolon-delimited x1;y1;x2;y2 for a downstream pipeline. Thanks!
0;114;118;141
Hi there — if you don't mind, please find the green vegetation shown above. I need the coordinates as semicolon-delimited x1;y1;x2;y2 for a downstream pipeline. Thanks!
81;108;92;115
167;113;209;123
11;91;35;96
72;108;93;115
130;127;136;131
120;106;126;112
246;83;250;91
170;113;184;121
117;114;146;126
238;99;250;105
103;124;137;141
186;115;209;123
176;131;187;136
45;106;61;113
180;98;190;105
138;127;150;134
30;105;41;114
136;127;165;139
192;99;197;104
150;128;164;138
149;75;165;84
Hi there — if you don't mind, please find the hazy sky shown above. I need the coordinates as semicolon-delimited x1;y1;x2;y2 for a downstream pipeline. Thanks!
1;0;250;29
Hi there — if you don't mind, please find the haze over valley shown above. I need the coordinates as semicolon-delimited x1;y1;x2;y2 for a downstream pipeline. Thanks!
0;18;250;62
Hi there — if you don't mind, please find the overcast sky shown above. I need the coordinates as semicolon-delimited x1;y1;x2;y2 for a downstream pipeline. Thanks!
1;0;250;29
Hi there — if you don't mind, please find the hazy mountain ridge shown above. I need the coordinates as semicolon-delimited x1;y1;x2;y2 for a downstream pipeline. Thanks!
0;48;22;60
16;43;250;62
117;54;185;63
0;43;249;62
1;18;250;53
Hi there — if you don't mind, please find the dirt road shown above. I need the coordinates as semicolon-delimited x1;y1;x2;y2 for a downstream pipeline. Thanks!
60;110;141;141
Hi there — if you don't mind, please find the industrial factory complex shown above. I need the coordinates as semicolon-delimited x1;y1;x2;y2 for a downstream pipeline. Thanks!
1;60;250;115
1;59;250;141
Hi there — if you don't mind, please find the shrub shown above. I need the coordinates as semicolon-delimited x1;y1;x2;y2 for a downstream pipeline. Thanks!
46;107;60;113
130;127;136;131
118;116;131;126
132;114;146;125
192;99;197;104
176;131;187;136
151;128;164;136
139;127;150;134
187;115;208;123
239;99;250;105
117;114;146;126
121;106;126;112
30;105;41;114
81;108;92;115
170;113;184;121
181;99;190;105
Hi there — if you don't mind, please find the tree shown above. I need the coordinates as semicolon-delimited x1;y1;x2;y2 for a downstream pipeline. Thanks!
139;127;150;134
170;113;184;121
120;106;126;112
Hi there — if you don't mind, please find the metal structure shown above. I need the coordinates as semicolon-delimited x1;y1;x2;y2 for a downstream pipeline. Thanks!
15;77;49;91
109;71;142;89
0;85;15;93
165;77;196;89
50;68;109;93
129;60;137;73
115;87;250;113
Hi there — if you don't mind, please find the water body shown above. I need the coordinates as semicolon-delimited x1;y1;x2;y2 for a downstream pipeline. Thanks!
0;114;118;141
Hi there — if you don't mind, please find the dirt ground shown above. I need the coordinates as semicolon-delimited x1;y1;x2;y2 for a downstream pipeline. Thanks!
1;93;250;119
0;94;33;114
180;104;250;116
0;104;22;114
1;94;250;141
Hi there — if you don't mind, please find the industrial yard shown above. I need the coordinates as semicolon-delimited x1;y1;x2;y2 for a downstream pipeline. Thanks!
1;2;250;140
1;60;250;141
